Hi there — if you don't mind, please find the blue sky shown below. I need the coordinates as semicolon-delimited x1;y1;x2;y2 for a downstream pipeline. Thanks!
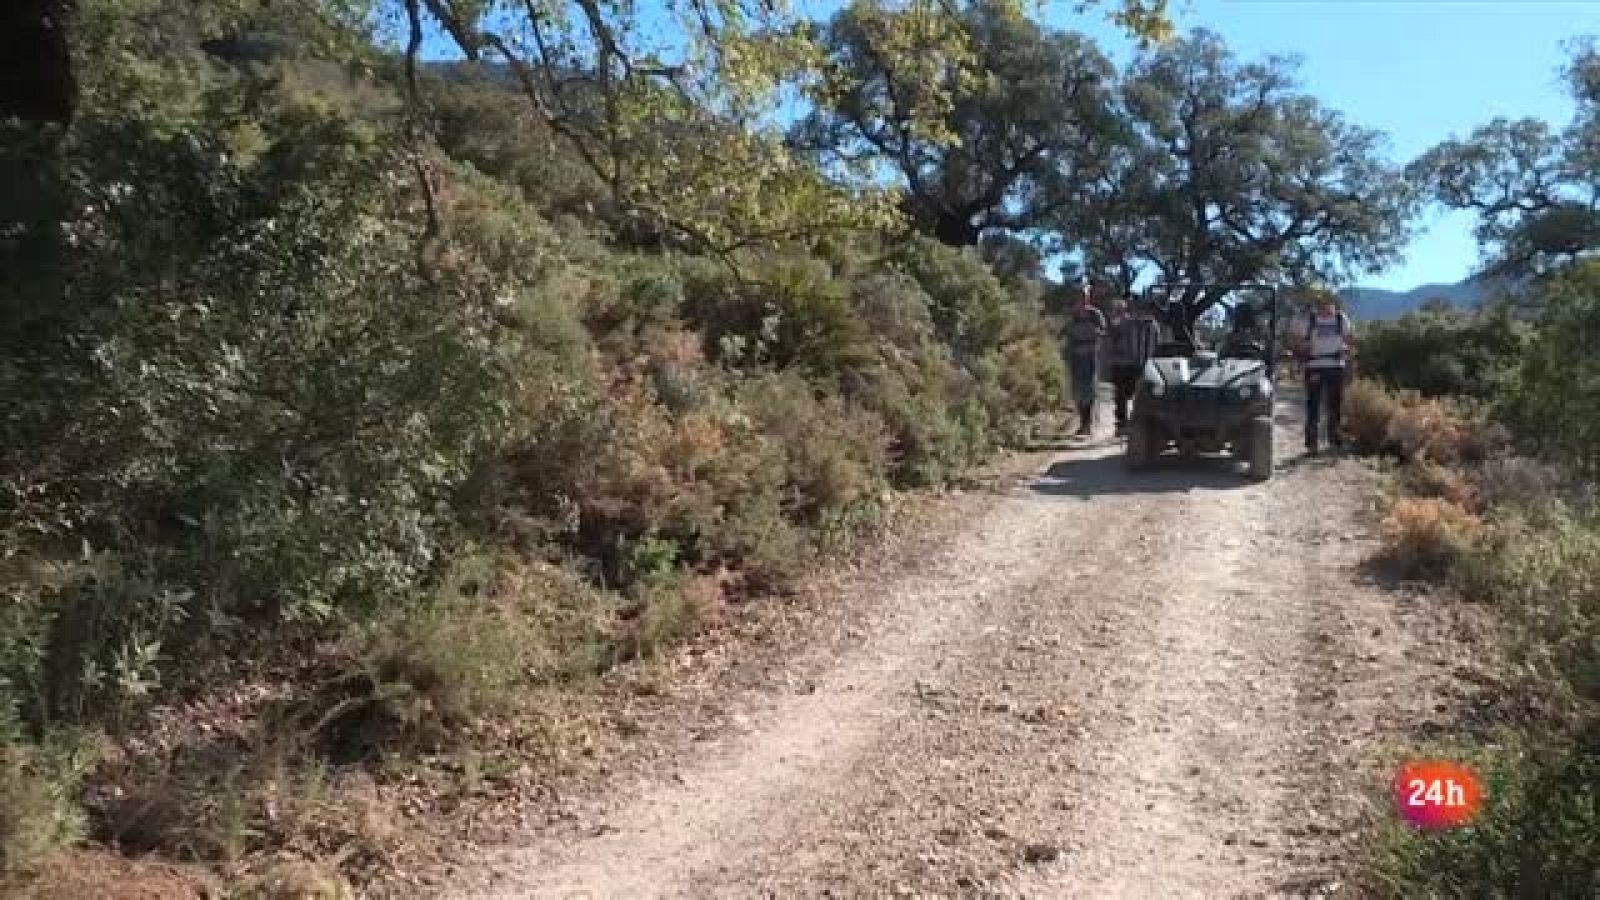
1037;0;1593;290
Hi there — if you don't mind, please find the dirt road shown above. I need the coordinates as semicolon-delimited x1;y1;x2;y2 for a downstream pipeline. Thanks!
446;397;1483;899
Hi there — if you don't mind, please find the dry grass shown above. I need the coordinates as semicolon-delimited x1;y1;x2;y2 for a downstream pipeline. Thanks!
231;858;356;899
0;849;217;899
0;740;87;876
83;733;403;875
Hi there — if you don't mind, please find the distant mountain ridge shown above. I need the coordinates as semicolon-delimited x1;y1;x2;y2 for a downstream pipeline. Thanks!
1340;278;1504;320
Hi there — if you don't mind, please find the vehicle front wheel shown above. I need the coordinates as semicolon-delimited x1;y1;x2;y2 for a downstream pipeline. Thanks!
1246;415;1274;481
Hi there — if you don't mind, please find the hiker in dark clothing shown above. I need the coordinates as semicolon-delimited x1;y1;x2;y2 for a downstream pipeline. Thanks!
1108;295;1161;436
1064;282;1107;437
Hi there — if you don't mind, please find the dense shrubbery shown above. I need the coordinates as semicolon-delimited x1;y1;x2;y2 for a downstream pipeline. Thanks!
2;97;540;722
1354;288;1600;896
1498;262;1600;480
1374;725;1600;898
1355;303;1527;400
0;3;1077;876
1459;503;1600;711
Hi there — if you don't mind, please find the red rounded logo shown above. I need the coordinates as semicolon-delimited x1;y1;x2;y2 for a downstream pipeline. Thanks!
1393;760;1483;830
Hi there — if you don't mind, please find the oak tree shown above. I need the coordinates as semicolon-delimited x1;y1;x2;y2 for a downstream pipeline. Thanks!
1060;30;1414;325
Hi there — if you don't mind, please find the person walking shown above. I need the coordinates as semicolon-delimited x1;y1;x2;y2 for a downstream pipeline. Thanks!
1064;281;1108;437
1299;292;1353;454
1107;294;1161;436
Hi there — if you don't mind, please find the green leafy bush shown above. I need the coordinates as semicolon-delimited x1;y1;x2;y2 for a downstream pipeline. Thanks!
1373;494;1600;900
850;346;973;487
889;236;1016;364
1357;304;1526;400
293;550;614;764
997;332;1068;423
1374;728;1599;898
1459;502;1600;710
683;252;877;379
1499;261;1600;480
1341;379;1406;454
0;719;88;875
0;90;565;733
741;372;890;528
0;3;1108;884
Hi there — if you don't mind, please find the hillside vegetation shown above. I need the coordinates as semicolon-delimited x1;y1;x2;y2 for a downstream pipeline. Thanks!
7;0;1588;893
1347;44;1600;889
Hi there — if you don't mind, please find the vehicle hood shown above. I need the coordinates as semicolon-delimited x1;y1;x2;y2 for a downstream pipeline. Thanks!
1143;356;1268;390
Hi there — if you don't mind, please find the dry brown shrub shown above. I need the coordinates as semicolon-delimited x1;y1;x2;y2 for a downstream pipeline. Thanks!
1404;460;1482;512
1380;497;1482;577
1341;379;1403;452
1387;397;1469;464
653;326;704;367
679;566;735;627
665;410;728;479
1457;417;1513;466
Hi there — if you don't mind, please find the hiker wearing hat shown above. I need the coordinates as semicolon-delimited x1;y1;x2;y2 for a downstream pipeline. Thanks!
1107;293;1161;436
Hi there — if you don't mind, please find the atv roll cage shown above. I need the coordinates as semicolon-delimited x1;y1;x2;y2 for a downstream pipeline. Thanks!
1142;282;1280;372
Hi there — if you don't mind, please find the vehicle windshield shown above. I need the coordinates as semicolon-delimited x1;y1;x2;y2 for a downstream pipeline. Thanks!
1196;291;1274;351
1142;285;1277;354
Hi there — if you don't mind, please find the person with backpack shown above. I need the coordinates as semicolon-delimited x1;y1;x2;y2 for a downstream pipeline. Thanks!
1064;280;1108;437
1298;291;1354;454
1107;294;1162;436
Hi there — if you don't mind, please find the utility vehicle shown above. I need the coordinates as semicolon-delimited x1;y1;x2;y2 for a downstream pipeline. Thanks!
1124;283;1279;481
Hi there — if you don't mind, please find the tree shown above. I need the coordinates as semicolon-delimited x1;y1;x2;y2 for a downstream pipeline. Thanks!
798;0;1123;247
410;0;898;261
1501;260;1600;477
409;0;1169;262
1409;40;1600;280
1057;30;1414;326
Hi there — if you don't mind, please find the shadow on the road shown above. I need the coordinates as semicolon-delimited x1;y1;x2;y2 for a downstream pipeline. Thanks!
1351;552;1438;595
1030;453;1251;499
1275;451;1342;475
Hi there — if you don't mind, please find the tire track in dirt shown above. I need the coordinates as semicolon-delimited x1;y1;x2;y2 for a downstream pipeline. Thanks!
448;397;1482;899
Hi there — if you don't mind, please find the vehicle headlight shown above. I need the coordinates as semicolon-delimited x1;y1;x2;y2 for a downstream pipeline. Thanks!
1149;382;1165;398
1235;384;1255;400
